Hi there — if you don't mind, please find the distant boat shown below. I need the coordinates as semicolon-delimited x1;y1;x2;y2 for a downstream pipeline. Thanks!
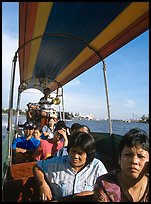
2;2;149;202
123;120;131;123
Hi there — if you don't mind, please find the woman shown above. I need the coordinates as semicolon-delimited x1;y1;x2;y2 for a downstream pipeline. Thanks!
93;128;149;202
33;124;68;160
33;132;108;201
41;117;56;140
54;124;90;157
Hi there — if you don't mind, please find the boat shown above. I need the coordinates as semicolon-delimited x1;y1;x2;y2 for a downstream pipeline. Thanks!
2;2;149;202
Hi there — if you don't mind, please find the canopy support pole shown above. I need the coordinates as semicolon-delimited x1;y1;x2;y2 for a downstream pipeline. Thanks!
102;60;112;135
15;91;21;136
58;104;62;120
61;87;65;121
8;52;18;166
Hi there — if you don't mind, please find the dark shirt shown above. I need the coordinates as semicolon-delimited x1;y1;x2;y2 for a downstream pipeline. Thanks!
93;169;149;202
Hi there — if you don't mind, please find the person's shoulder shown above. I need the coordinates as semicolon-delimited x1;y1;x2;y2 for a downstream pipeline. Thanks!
93;157;106;165
53;154;69;163
30;137;40;142
13;136;24;142
42;125;48;129
42;154;69;165
16;135;26;140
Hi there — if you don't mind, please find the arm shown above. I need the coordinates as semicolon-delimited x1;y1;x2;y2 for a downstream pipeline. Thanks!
12;137;18;150
93;179;110;202
33;164;53;201
16;147;27;153
12;137;28;153
57;128;68;147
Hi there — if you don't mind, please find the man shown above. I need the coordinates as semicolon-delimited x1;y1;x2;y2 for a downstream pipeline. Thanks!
39;87;57;126
12;122;40;163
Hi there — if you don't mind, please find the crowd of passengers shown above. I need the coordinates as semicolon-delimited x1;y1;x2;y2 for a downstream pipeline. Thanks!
12;117;91;162
11;88;149;202
11;118;149;202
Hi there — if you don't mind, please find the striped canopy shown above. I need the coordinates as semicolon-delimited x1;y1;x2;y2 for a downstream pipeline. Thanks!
18;2;149;93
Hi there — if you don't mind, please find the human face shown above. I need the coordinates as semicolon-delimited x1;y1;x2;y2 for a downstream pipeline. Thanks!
33;130;41;140
48;119;55;127
120;144;149;179
24;127;34;137
69;146;87;171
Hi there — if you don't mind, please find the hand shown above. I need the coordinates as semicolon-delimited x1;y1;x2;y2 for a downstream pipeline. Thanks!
16;148;27;153
57;128;68;146
39;183;53;201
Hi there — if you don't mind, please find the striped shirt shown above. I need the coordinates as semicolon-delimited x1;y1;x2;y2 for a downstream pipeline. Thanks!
36;155;108;200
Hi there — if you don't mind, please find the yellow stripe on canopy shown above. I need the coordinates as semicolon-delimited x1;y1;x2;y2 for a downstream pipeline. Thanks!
55;2;149;83
26;2;53;79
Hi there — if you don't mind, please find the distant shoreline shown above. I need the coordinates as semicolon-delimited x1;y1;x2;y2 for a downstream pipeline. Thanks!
2;112;149;123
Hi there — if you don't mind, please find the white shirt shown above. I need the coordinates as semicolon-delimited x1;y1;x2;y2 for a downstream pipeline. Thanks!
36;155;107;200
41;125;54;139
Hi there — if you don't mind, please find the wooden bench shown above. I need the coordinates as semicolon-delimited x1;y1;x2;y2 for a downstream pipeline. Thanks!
3;161;39;202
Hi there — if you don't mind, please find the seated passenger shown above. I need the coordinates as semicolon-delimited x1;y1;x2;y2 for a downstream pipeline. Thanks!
93;128;149;202
12;122;40;163
76;124;91;133
70;122;81;134
33;131;108;202
33;124;68;161
54;124;90;157
33;128;45;141
41;117;56;139
56;120;71;136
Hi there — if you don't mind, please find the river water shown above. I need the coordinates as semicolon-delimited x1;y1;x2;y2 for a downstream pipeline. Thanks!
2;114;149;140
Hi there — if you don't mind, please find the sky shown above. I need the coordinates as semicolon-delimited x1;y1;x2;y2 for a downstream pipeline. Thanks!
2;2;149;120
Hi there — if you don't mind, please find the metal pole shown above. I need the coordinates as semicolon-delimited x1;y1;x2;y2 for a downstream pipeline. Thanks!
102;60;112;135
8;52;18;166
59;104;62;120
61;87;65;121
15;91;21;136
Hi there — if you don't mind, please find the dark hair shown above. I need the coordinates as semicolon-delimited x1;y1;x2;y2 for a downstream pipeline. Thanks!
56;120;66;126
70;123;81;133
24;121;34;129
54;123;67;132
119;128;149;157
54;123;67;139
76;125;91;133
67;132;95;165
